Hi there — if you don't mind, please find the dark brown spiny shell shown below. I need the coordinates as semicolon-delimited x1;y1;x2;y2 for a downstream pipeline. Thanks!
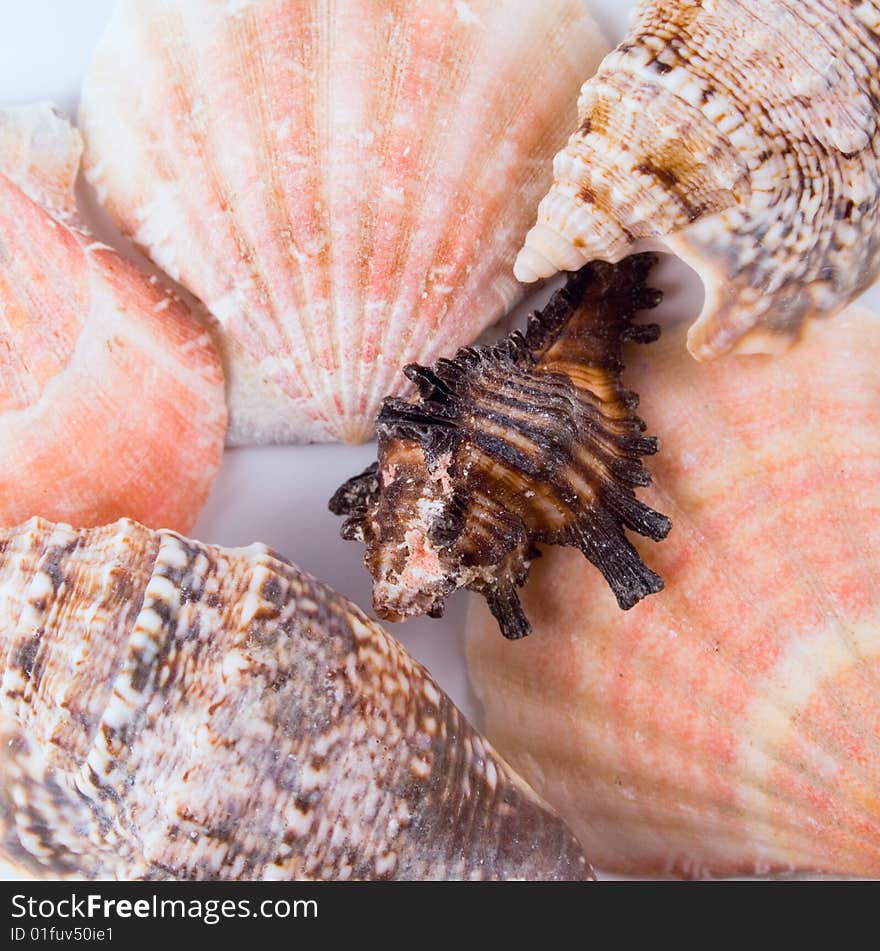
330;253;671;639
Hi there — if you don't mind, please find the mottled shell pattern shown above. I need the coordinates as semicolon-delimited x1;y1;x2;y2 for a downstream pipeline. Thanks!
79;0;608;445
516;0;880;360
331;254;670;639
0;518;591;881
468;305;880;878
0;104;226;533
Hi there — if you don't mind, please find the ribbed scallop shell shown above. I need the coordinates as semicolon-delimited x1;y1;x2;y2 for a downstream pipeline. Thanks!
0;517;591;881
0;104;226;533
467;305;880;877
79;0;608;445
515;0;880;360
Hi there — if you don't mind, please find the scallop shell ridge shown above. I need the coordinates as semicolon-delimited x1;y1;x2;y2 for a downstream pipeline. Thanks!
80;0;609;444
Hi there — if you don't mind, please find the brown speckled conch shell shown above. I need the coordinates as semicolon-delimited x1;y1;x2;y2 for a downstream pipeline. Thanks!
0;518;591;881
331;254;670;639
515;0;880;359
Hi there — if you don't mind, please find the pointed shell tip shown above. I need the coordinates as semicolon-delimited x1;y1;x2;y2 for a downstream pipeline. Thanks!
513;248;545;283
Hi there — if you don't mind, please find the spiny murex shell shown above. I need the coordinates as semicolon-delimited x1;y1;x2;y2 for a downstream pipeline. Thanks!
0;104;226;533
516;0;880;360
79;0;608;445
468;304;880;878
0;518;591;880
331;254;670;639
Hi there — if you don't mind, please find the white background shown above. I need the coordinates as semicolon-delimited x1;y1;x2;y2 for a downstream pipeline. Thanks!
1;1;876;880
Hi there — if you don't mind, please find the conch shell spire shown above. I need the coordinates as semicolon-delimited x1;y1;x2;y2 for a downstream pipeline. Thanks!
517;0;880;360
0;518;592;881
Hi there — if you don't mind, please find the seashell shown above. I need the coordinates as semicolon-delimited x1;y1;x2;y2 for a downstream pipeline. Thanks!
331;254;671;640
467;304;880;877
79;0;609;445
515;0;880;360
0;103;226;533
0;517;592;881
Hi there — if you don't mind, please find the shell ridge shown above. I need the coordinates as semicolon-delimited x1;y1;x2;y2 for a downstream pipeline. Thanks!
81;0;609;443
9;525;82;737
357;3;613;433
0;521;162;879
79;529;171;805
227;6;340;433
359;2;490;425
0;524;61;724
403;1;603;374
0;718;137;879
0;517;593;880
98;2;329;439
334;1;416;441
180;6;331;427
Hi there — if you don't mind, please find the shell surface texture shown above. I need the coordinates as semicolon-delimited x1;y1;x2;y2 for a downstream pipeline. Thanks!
0;104;226;534
331;253;671;640
467;304;880;878
0;517;592;881
79;0;609;445
516;0;880;360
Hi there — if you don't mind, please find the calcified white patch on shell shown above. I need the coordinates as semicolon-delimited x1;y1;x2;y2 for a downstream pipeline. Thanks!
0;103;81;222
516;0;880;359
0;518;591;881
79;0;608;445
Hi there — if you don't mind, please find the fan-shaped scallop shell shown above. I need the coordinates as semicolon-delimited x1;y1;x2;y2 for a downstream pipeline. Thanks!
79;0;608;445
0;104;226;533
0;517;591;881
468;305;880;877
515;0;880;360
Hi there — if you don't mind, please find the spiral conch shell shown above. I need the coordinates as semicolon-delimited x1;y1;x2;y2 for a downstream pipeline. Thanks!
0;518;591;881
0;104;226;533
468;305;880;877
516;0;880;360
331;254;670;639
79;0;608;445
